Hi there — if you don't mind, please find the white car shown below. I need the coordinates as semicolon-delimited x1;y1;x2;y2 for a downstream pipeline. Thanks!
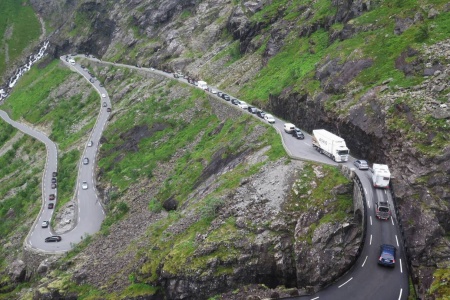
237;101;249;109
101;93;106;98
82;181;88;190
88;140;93;147
42;221;49;228
264;114;275;123
210;89;217;94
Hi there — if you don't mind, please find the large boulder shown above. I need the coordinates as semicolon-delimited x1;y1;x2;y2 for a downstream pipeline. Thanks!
8;260;27;283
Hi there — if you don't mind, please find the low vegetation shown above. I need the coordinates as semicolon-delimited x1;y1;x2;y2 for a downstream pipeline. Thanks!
0;0;41;77
0;122;44;290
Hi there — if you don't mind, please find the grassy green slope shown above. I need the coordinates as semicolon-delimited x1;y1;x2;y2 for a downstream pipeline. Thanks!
0;0;41;77
0;121;44;293
239;0;450;103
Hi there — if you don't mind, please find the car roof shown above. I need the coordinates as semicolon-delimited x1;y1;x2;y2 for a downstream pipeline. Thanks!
381;244;396;254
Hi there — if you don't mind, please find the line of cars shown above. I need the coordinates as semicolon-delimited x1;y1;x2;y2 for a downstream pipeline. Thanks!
215;91;276;123
352;158;396;268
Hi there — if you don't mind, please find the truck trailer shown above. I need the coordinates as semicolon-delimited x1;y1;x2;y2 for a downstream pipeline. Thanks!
312;129;349;162
372;164;391;188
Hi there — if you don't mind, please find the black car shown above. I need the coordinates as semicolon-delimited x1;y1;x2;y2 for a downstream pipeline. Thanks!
83;157;89;165
256;110;266;119
48;203;54;209
248;107;258;114
89;78;94;83
378;244;396;267
231;98;240;105
52;171;57;177
223;95;230;101
51;183;56;189
292;127;305;139
49;194;55;200
45;236;62;243
107;107;112;112
51;177;57;183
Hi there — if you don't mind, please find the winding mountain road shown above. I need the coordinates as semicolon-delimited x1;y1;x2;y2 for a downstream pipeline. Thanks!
0;54;409;298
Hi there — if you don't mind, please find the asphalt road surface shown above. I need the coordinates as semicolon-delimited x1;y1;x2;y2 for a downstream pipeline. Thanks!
0;54;409;298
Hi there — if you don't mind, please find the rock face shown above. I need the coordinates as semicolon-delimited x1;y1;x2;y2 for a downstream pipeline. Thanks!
8;260;27;283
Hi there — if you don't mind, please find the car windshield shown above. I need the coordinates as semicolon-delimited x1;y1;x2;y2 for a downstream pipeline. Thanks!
379;207;390;212
338;150;349;155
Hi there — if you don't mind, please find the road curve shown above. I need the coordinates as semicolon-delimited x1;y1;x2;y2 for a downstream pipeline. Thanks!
79;58;409;299
2;53;409;297
0;56;108;252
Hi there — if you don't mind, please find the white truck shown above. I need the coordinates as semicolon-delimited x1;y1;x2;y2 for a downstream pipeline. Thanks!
371;164;390;188
198;81;208;90
312;129;349;162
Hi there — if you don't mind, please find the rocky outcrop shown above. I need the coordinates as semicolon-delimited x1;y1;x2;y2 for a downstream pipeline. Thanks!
8;260;27;283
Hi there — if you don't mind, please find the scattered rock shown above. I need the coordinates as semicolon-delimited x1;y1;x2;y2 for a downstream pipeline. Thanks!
428;8;439;19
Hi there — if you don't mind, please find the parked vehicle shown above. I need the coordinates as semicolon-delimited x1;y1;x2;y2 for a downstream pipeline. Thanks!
283;123;295;133
51;183;56;189
375;199;391;220
198;81;208;90
82;181;88;190
231;98;240;105
51;178;57;183
372;164;391;188
248;107;258;114
354;159;369;170
49;194;55;200
223;94;230;101
264;114;275;123
217;92;223;97
48;203;54;209
257;110;266;119
42;221;49;228
52;171;57;177
88;141;93;147
292;127;305;139
378;244;396;267
83;157;89;165
45;236;62;242
237;101;248;109
312;129;349;162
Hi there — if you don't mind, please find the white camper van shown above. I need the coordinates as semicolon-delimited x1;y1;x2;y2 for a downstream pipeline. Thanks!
372;164;391;188
198;81;208;90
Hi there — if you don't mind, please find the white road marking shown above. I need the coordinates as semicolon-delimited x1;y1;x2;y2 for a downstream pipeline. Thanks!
384;190;387;194
338;277;353;288
370;216;372;226
364;187;368;195
398;288;402;300
370;234;373;245
311;297;319;300
400;259;403;273
395;235;399;247
367;199;371;209
391;217;394;225
362;256;368;267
